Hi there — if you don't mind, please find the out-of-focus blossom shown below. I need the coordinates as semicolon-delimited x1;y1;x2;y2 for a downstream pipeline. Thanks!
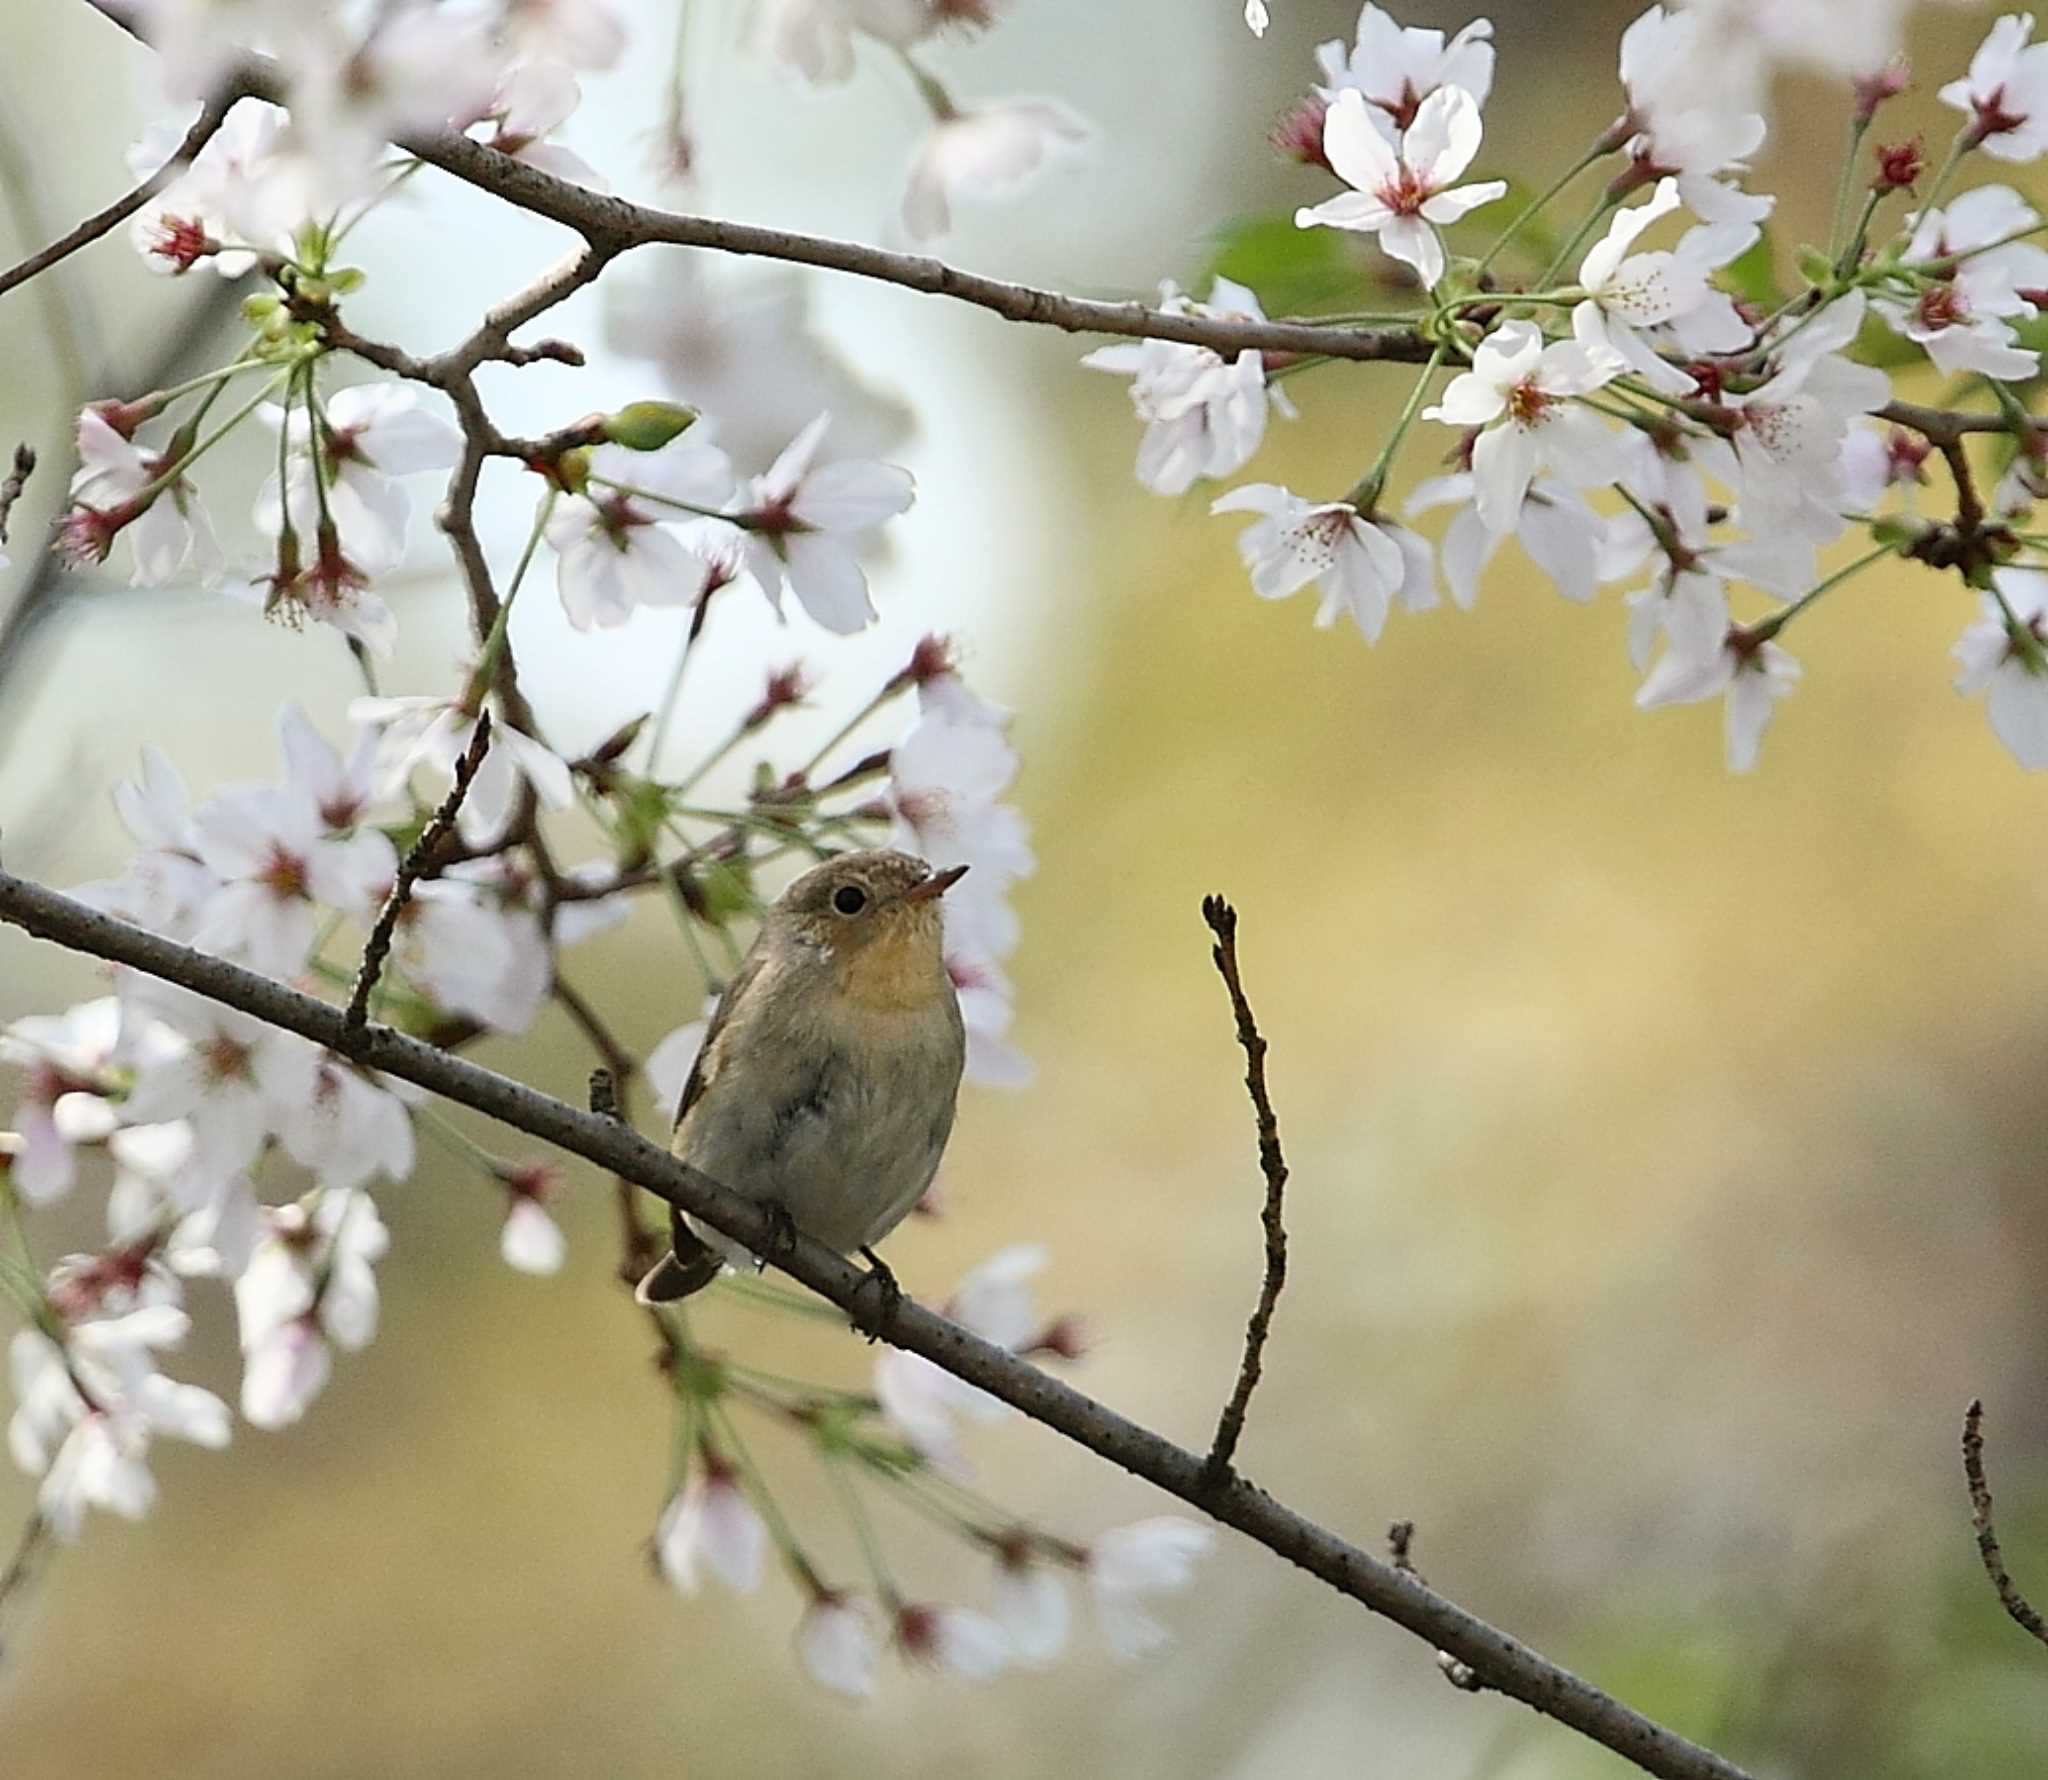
1313;5;1494;135
798;1590;879;1696
127;100;290;276
894;1602;1011;1678
481;61;609;189
1083;279;1295;497
1211;482;1435;640
1;1000;126;1204
351;694;573;848
656;1455;768;1593
900;99;1086;241
876;1246;1048;1471
499;1170;567;1276
1087;1519;1213;1658
1616;5;1773;224
8;1308;229;1539
235;1190;388;1429
1295;85;1505;288
1955;566;2048;767
993;1544;1070;1663
119;983;309;1181
504;0;627;69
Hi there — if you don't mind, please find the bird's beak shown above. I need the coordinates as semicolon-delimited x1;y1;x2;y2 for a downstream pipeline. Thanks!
901;863;969;904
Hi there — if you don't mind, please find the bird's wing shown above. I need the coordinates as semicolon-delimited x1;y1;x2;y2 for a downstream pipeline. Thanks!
672;948;769;1130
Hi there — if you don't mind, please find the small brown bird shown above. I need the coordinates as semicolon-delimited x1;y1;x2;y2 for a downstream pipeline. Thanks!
636;848;968;1306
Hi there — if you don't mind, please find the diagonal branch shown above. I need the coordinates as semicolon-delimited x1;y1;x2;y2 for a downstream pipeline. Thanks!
1961;1398;2048;1651
0;864;1751;1780
1198;894;1291;1489
346;713;491;1027
0;88;241;300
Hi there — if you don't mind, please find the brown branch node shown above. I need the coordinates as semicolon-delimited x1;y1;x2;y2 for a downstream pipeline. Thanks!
1962;1397;2048;1651
345;713;492;1028
1198;893;1291;1491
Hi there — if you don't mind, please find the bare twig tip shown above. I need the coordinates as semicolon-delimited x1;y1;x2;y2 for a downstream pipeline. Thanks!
1960;1395;2048;1651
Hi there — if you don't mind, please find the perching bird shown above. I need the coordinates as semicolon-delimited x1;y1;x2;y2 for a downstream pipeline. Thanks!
635;848;968;1306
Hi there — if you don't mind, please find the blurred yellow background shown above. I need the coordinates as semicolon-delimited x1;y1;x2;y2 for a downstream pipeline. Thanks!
2;1;2046;1775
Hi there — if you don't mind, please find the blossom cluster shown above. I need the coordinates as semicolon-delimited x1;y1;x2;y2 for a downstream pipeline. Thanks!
1112;4;2048;772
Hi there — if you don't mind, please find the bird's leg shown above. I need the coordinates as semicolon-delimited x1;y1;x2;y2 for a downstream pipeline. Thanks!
755;1197;799;1268
852;1245;902;1343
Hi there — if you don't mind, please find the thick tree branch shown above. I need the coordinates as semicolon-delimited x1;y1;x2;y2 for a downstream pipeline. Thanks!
1198;894;1291;1489
1961;1398;2048;1652
0;865;1749;1780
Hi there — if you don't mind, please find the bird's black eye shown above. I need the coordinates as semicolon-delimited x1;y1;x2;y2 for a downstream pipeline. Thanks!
831;884;868;916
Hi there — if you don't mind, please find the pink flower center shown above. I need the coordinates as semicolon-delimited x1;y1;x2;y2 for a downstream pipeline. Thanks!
259;844;310;901
1507;378;1553;428
1917;281;1969;330
144;212;214;272
199;1032;253;1085
1374;161;1434;218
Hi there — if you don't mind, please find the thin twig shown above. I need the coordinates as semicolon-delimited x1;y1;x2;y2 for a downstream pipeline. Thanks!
1938;436;1986;536
0;864;1752;1780
0;1511;54;1665
0;444;35;546
556;973;659;1280
1961;1398;2048;1651
345;714;492;1028
1199;894;1291;1489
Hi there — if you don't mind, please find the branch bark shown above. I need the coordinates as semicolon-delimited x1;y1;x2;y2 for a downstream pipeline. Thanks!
1198;894;1290;1489
0;864;1751;1780
1961;1398;2048;1652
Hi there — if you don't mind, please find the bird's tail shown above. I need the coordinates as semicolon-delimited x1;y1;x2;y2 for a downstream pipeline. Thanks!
633;1214;726;1304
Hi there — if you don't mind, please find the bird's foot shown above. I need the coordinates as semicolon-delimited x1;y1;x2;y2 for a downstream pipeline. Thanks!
852;1246;902;1343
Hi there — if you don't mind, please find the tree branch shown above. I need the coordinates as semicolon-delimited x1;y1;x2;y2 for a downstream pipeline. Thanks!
0;88;240;300
346;713;492;1028
0;864;1750;1780
1198;894;1291;1490
1961;1398;2048;1652
0;444;35;547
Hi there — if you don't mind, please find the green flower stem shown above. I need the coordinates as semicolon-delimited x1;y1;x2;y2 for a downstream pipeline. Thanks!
820;1442;903;1608
1831;188;1885;282
1828;118;1873;263
795;684;899;780
1747;543;1893;643
1346;342;1446;509
1916;128;1974;226
1475;138;1619;278
710;1398;818;1585
1537;190;1621;289
465;491;555;711
126;368;291;509
586;476;750;527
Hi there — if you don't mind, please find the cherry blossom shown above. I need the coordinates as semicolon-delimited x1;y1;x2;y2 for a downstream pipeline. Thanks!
894;1602;1012;1678
256;384;462;578
1405;473;1600;608
1;1000;126;1204
1082;279;1295;497
1313;5;1495;138
481;61;609;190
549;435;733;631
351;694;573;848
503;0;628;70
80;749;219;938
1616;6;1773;225
66;409;222;588
1720;294;1891;543
1422;319;1626;531
500;1190;567;1276
1211;482;1435;640
189;784;395;977
1954;567;2048;767
876;1245;1047;1470
1875;186;2048;381
119;983;309;1181
727;415;915;633
1635;630;1802;772
127;100;289;277
1941;13;2048;161
1087;1518;1213;1658
8;1307;230;1539
1245;1;1270;37
1295;85;1506;288
798;1590;879;1697
992;1546;1071;1664
656;1456;769;1593
1571;178;1755;395
901;99;1087;242
235;1191;389;1430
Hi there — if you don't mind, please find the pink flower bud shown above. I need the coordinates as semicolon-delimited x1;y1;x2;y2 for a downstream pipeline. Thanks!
1268;93;1333;172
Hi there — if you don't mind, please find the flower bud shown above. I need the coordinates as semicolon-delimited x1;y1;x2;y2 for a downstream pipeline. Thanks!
1268;93;1333;173
1853;55;1910;125
602;401;700;451
1871;136;1924;194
